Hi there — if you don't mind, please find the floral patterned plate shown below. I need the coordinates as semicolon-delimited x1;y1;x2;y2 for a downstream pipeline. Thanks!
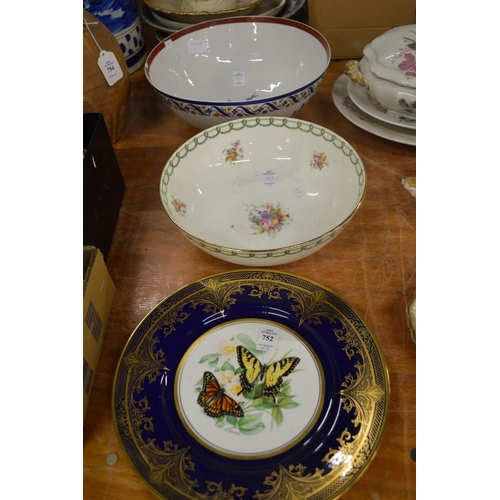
113;269;389;500
332;75;416;146
347;79;416;130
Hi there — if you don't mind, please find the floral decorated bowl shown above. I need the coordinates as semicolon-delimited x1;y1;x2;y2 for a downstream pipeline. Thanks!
159;117;366;266
145;17;331;130
344;24;416;119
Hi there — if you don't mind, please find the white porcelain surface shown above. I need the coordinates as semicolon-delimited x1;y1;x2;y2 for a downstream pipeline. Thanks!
347;79;416;130
364;24;416;86
159;117;366;266
345;24;416;119
150;8;193;29
176;321;322;457
332;75;416;146
250;0;286;16
142;0;286;31
146;0;261;23
142;0;294;35
145;17;330;129
181;0;238;12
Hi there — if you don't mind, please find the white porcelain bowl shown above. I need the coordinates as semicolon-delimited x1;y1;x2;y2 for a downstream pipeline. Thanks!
159;117;366;266
145;17;331;129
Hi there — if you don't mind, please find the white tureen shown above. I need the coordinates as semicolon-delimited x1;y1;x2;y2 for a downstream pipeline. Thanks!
344;24;416;120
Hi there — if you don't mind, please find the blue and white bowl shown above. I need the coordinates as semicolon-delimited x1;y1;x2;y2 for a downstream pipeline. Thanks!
84;0;147;73
145;16;331;129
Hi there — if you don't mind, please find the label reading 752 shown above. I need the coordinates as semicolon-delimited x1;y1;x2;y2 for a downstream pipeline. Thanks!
256;327;279;351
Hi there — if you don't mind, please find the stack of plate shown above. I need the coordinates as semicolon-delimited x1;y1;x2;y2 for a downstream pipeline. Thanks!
142;0;306;39
332;74;416;146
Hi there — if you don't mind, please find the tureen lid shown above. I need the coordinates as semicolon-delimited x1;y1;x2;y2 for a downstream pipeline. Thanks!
363;24;416;88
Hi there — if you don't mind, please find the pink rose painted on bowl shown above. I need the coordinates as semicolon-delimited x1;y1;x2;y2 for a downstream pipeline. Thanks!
247;203;291;236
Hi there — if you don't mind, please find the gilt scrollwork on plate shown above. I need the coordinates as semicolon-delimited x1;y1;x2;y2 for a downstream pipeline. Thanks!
113;270;389;500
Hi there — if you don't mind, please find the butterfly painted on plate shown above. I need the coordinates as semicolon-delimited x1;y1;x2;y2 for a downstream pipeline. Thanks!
197;371;244;418
236;346;300;400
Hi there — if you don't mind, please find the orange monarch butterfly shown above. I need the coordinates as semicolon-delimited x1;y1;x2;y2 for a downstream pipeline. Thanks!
197;371;244;418
236;346;300;400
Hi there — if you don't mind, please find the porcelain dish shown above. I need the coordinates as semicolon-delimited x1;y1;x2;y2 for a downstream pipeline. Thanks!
332;75;416;146
144;17;330;129
159;117;366;266
344;24;416;120
347;79;416;130
145;0;262;23
142;0;287;32
113;269;390;500
279;0;305;18
142;0;303;36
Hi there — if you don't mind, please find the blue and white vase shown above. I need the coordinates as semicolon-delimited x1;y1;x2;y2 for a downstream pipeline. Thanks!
83;0;146;74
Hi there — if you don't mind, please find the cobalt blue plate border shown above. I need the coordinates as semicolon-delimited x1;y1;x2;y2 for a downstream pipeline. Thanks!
113;269;389;500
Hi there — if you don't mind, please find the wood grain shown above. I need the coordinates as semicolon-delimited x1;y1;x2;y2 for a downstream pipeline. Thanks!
83;14;416;500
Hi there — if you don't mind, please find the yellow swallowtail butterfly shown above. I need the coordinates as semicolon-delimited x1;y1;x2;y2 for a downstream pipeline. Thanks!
236;345;300;400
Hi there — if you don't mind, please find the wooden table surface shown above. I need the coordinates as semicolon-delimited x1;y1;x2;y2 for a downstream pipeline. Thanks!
83;13;416;500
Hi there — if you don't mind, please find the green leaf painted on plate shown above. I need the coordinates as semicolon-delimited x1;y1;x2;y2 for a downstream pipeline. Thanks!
243;387;256;399
226;415;238;426
278;399;300;409
249;396;276;410
254;384;264;398
221;361;236;372
238;422;265;435
235;332;256;348
238;413;262;430
272;406;284;426
199;353;219;364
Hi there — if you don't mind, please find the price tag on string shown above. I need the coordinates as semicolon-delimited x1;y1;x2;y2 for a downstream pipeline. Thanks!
84;14;123;87
97;50;124;86
256;327;279;351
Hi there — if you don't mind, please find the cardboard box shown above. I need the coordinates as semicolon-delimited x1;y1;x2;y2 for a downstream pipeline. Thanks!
308;0;416;59
83;246;116;423
83;113;126;262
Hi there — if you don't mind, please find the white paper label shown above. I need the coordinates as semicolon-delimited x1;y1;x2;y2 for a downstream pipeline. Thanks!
164;39;174;49
97;50;123;87
256;327;279;351
293;186;305;197
187;39;208;53
233;71;246;86
262;169;278;188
